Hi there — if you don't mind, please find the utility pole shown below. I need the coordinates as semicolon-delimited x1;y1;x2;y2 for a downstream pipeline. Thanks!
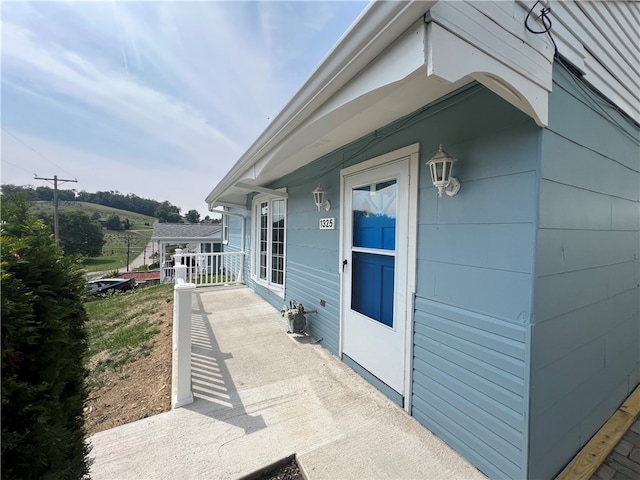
34;175;77;246
125;235;132;272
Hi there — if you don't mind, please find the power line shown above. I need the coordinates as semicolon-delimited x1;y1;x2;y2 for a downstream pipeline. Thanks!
2;127;75;178
0;158;34;176
34;175;78;246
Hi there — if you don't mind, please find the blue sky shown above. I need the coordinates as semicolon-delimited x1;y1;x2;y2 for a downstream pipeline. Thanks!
1;1;367;217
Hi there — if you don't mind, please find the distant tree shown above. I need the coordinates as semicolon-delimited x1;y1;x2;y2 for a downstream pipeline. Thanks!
39;211;104;257
154;202;181;223
90;211;101;221
105;214;123;230
58;189;76;201
0;185;27;198
4;185;187;221
122;218;131;230
1;194;91;480
185;209;200;223
35;186;54;201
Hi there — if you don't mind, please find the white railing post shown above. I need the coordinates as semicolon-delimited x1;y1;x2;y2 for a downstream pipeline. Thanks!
172;275;195;409
174;263;187;283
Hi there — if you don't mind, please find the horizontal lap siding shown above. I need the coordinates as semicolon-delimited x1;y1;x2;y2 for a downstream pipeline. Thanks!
528;65;640;479
412;88;537;479
413;300;527;479
285;261;340;354
278;161;342;354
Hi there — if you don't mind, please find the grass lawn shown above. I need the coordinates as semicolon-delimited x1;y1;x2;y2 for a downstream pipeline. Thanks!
83;284;174;432
85;229;155;272
84;284;173;388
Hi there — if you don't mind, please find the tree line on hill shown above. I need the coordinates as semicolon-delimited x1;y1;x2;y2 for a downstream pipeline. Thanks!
1;184;183;222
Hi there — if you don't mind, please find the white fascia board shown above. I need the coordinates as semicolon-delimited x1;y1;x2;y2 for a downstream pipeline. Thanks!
204;0;437;206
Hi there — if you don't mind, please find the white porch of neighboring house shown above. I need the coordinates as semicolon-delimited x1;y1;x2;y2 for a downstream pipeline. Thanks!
151;223;231;284
151;223;244;286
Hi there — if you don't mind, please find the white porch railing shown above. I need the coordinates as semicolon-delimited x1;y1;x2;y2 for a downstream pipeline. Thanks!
169;251;244;287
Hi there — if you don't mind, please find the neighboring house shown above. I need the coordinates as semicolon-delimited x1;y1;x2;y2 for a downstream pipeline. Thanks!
205;2;639;478
151;223;222;282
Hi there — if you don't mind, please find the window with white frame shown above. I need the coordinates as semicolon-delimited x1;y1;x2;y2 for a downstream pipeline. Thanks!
252;195;286;293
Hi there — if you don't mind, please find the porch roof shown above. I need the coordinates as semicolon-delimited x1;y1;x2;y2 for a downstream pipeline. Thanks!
204;0;558;210
151;223;222;243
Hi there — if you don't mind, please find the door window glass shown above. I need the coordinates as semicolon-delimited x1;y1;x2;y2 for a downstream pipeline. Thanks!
352;180;397;250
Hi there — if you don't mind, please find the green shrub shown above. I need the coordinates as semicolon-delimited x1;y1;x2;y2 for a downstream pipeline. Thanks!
1;195;91;480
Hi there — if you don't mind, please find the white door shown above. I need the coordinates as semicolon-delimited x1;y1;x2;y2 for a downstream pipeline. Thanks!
341;155;412;395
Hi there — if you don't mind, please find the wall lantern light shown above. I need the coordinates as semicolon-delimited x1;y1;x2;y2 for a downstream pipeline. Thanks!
312;184;331;211
426;145;461;197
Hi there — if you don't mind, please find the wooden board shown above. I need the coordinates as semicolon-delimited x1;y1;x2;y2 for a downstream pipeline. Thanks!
556;385;640;480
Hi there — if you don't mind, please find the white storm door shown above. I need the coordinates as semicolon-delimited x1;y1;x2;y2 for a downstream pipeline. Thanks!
341;158;411;395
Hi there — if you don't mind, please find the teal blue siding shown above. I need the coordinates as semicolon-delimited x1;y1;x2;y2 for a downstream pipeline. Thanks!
233;84;538;479
412;302;527;479
220;66;639;480
276;172;341;352
224;214;245;254
528;65;640;479
411;88;537;479
285;262;340;354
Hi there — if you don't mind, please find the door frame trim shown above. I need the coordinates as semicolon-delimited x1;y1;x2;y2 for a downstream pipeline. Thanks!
338;143;420;413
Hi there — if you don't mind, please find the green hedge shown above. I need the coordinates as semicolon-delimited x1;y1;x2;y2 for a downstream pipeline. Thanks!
1;195;91;480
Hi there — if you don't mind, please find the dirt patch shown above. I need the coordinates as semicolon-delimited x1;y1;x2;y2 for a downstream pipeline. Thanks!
84;299;173;436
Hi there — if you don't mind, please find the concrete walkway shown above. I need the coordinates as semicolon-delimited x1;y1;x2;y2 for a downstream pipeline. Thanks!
89;286;485;480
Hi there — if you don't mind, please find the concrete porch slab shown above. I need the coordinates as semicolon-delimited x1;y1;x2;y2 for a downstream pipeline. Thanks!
89;286;486;480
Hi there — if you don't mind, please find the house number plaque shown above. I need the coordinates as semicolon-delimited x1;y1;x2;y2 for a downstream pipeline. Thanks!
319;218;335;230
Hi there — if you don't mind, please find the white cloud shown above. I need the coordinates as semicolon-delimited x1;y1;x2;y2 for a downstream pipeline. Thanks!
1;1;367;216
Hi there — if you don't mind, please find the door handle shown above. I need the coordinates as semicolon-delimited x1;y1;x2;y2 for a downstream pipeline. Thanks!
342;259;348;272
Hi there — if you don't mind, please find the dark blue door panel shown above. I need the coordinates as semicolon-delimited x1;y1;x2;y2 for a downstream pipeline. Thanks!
353;213;396;250
351;252;395;327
